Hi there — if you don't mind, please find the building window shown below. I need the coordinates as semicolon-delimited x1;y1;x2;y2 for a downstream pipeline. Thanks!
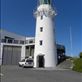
29;40;33;43
20;40;24;44
8;39;13;43
13;40;19;44
1;39;6;43
40;40;43;45
25;40;28;44
40;27;43;32
41;15;43;20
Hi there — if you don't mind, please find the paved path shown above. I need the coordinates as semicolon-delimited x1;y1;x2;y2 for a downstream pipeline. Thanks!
1;65;82;82
57;59;73;69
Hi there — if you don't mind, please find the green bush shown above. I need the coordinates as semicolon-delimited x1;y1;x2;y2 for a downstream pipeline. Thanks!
72;58;82;72
79;52;82;58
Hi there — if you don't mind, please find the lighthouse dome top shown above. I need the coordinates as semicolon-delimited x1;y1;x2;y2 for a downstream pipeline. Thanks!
39;0;51;5
37;0;53;11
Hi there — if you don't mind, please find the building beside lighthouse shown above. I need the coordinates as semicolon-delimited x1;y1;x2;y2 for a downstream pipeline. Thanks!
34;0;57;68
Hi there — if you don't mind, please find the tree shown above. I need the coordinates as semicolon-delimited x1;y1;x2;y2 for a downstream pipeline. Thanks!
79;52;82;58
73;58;82;72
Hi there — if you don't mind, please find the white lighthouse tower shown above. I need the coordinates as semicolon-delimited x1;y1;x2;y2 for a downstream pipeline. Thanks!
34;0;57;68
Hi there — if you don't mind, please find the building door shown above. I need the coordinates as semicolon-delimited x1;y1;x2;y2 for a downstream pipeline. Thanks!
12;46;21;65
2;46;12;65
37;55;44;68
2;46;21;65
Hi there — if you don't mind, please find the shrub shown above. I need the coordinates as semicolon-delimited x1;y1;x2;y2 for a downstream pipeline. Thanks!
72;58;82;72
79;52;82;58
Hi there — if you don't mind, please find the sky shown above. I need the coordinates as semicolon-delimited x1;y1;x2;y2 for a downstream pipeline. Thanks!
1;0;82;57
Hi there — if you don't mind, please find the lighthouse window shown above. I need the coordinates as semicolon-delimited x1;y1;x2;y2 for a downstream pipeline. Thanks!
41;15;43;20
40;40;43;45
40;27;43;32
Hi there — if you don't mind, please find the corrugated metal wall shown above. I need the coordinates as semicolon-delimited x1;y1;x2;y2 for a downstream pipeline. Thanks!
2;46;21;65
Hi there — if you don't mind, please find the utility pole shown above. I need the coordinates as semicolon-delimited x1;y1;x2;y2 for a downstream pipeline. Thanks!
69;26;73;57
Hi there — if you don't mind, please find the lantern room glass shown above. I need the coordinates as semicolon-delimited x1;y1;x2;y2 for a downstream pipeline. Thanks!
39;0;51;5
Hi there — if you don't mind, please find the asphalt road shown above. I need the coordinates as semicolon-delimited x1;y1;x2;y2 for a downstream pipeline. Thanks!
0;65;82;82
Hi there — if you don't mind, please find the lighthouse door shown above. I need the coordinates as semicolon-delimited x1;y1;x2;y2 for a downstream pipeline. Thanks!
37;55;44;68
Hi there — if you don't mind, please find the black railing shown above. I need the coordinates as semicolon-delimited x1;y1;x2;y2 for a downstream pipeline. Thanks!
1;39;35;44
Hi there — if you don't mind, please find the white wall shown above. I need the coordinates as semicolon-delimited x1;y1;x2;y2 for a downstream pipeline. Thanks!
34;4;57;68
